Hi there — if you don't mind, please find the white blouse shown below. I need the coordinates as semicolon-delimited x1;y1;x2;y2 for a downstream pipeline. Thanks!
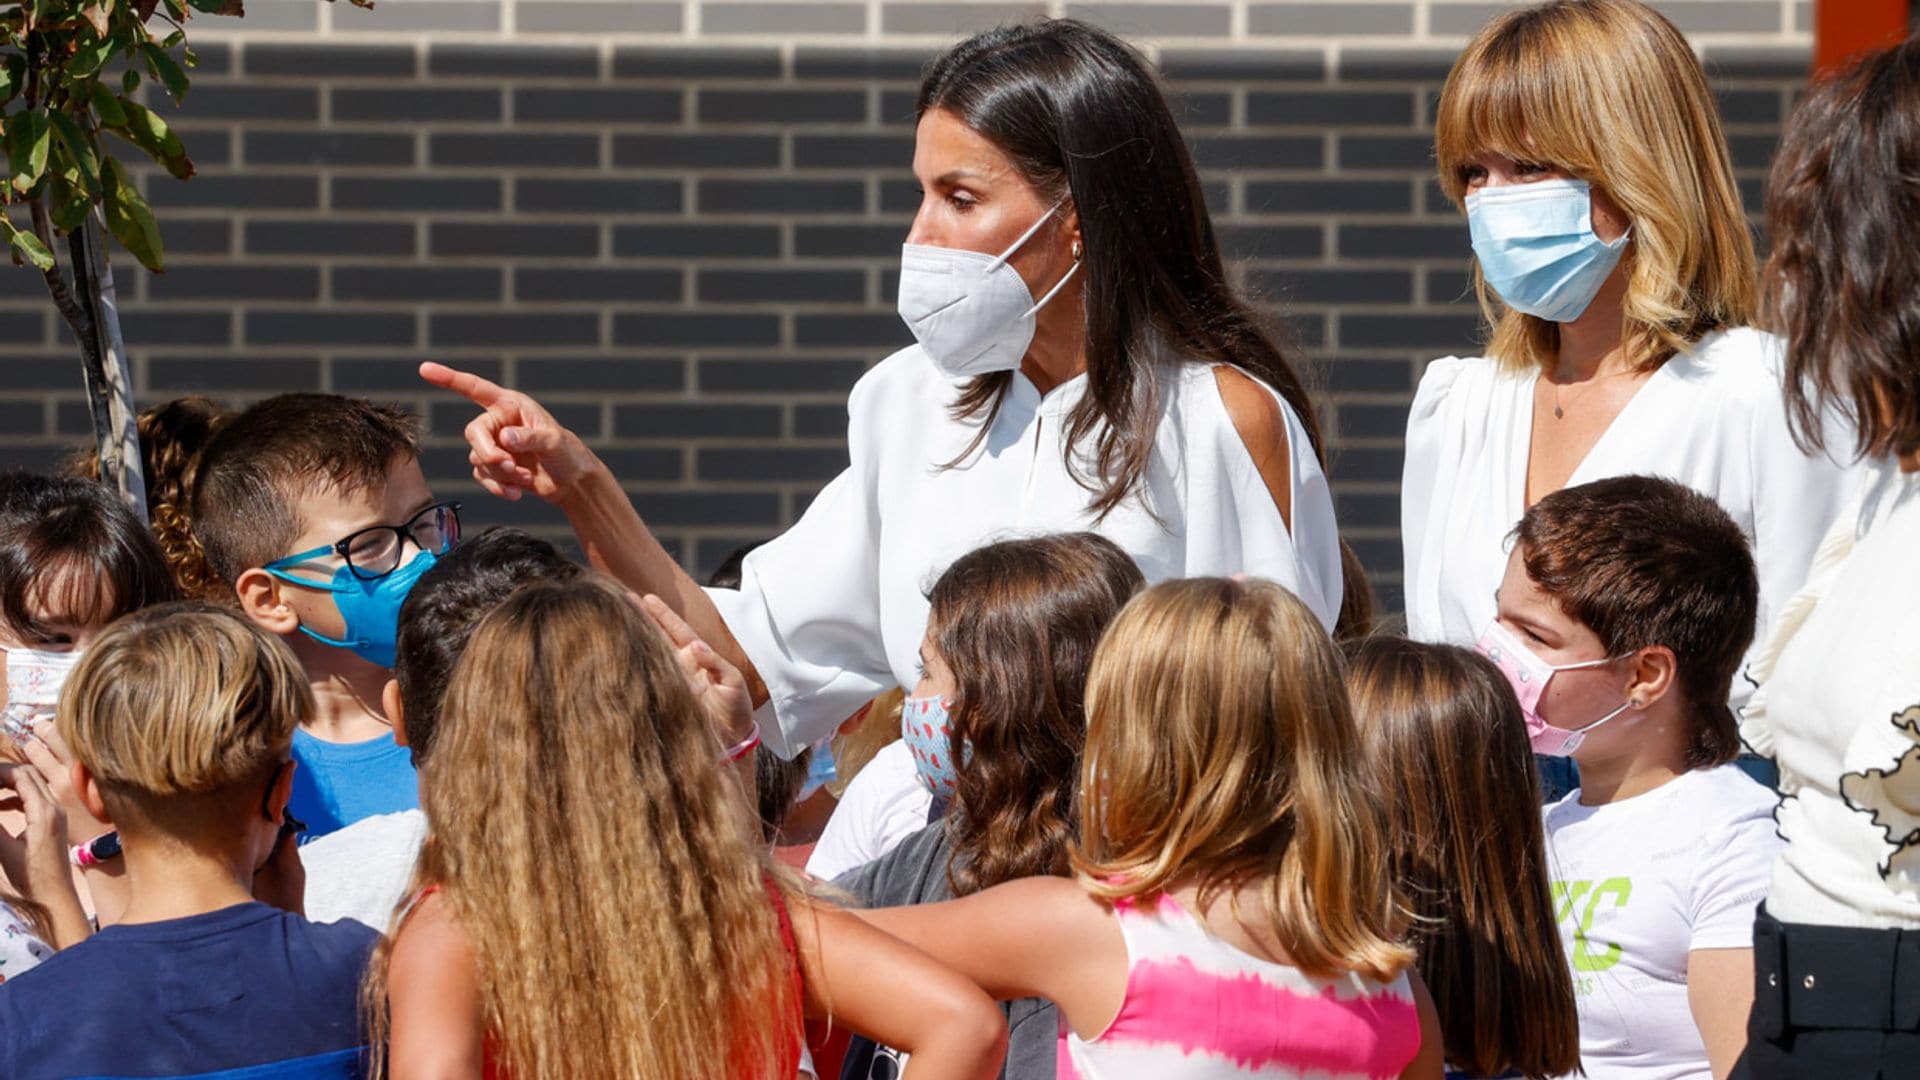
709;344;1342;756
1742;459;1920;928
1402;328;1858;710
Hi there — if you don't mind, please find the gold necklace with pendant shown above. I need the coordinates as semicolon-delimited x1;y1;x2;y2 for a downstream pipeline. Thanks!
1549;366;1633;420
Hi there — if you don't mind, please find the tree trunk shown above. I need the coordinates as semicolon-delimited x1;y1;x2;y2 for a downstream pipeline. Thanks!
70;214;145;514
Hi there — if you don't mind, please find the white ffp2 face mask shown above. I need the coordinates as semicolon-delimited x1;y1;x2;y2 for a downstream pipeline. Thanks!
2;645;83;740
896;202;1081;379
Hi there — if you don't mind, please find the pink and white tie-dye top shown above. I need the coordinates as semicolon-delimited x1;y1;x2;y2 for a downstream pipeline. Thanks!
1059;894;1422;1079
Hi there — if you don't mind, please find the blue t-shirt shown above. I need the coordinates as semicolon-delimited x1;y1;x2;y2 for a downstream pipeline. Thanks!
291;728;419;841
0;901;378;1080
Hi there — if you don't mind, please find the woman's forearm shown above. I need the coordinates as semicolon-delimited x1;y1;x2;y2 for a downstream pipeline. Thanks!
554;462;769;705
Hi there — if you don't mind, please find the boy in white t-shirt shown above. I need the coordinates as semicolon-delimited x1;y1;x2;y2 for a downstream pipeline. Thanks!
1478;476;1781;1080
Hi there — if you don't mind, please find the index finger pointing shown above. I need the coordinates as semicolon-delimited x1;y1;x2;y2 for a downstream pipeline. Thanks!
420;362;509;409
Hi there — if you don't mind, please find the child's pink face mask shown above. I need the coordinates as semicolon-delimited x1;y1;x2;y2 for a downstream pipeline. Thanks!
1475;621;1633;757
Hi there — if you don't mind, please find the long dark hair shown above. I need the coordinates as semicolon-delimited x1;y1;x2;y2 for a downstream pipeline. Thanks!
1765;34;1920;460
919;20;1327;516
929;532;1144;896
1347;637;1579;1079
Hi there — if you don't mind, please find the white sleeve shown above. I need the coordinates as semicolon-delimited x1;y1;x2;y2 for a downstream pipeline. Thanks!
1739;366;1860;712
1688;797;1783;952
1206;372;1343;629
1402;357;1468;642
1739;505;1858;757
705;378;892;759
804;742;932;880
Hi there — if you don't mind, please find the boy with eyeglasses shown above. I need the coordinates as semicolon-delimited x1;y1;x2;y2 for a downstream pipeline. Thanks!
193;393;459;841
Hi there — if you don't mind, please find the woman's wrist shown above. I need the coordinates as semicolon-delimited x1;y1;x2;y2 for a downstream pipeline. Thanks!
552;448;620;514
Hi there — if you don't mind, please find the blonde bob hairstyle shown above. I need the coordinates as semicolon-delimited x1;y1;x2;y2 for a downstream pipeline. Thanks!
1073;577;1412;984
58;601;308;817
1435;0;1756;373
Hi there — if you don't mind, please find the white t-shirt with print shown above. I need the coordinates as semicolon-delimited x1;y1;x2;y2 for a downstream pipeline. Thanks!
1543;765;1781;1080
0;900;52;984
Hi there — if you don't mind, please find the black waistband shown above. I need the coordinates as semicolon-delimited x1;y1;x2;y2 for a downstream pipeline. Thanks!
1752;904;1920;1038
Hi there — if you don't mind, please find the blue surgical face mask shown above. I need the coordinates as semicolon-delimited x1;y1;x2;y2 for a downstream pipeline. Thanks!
901;694;970;798
1466;178;1631;323
264;549;437;670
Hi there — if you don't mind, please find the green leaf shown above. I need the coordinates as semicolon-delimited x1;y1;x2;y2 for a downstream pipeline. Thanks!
101;155;161;271
121;67;140;94
184;0;241;15
89;83;128;127
104;97;191;180
68;34;117;80
140;44;188;104
0;215;56;272
48;177;91;234
8;108;49;193
0;56;23;107
47;111;100;196
161;0;186;20
10;228;55;271
160;27;184;48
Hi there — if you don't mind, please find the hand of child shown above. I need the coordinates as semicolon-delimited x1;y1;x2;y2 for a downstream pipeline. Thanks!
20;720;109;844
419;362;600;503
639;594;756;747
252;821;306;916
0;762;69;900
0;760;91;947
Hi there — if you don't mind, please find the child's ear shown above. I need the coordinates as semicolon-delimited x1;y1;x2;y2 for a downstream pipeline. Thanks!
234;569;301;636
382;679;408;747
73;761;112;826
268;760;296;822
1627;645;1679;710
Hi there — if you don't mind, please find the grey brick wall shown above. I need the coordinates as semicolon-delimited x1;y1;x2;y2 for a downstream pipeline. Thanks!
0;1;1812;607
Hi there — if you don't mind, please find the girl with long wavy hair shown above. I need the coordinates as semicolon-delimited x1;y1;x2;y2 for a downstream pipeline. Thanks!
363;577;1007;1080
858;578;1442;1080
1346;637;1578;1080
834;532;1143;1079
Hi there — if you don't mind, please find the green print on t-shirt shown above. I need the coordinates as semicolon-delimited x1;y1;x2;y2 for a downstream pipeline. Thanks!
1553;877;1633;972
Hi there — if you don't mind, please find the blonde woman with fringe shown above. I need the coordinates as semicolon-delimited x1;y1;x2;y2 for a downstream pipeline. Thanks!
365;577;1007;1080
859;578;1443;1080
1402;0;1855;733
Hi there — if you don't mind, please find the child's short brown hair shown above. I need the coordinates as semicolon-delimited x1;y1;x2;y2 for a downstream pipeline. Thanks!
1513;475;1758;768
58;602;312;829
191;393;421;584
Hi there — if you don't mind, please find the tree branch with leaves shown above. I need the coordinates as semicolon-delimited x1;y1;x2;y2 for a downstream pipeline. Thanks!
1;0;368;509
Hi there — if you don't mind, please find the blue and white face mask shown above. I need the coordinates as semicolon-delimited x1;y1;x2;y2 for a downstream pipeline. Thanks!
1466;178;1631;323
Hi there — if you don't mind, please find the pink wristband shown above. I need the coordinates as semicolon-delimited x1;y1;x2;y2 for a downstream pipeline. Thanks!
723;730;761;764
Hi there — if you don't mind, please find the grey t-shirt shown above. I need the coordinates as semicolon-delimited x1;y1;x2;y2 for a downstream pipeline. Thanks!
833;823;1057;1080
